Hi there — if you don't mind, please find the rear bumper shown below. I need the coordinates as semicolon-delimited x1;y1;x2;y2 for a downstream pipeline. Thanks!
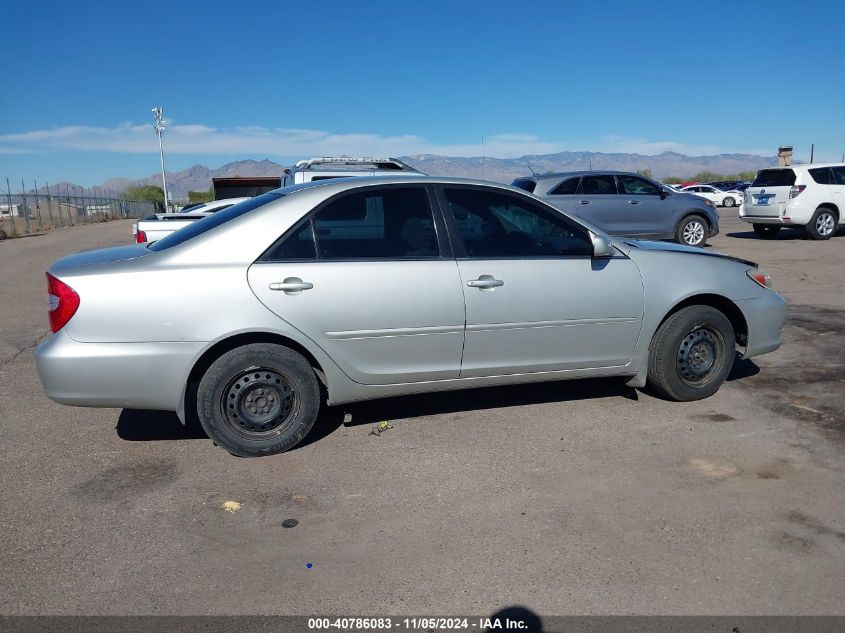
35;330;203;412
740;215;789;226
736;291;786;359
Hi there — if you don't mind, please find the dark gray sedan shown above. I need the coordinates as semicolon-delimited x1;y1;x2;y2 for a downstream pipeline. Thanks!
512;171;719;247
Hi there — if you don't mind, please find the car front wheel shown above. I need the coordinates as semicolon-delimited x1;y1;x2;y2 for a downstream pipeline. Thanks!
647;305;736;401
197;343;321;457
677;215;708;247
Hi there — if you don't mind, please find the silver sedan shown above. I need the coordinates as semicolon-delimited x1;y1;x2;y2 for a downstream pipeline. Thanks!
36;177;786;457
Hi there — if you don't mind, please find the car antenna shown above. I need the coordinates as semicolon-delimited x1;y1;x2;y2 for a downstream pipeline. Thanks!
525;162;538;177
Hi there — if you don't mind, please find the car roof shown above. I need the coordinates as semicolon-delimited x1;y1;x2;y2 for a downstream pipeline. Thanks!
273;175;535;196
524;170;652;181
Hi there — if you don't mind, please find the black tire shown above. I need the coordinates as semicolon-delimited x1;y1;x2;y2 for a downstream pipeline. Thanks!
647;305;735;402
753;223;781;238
676;215;708;247
723;196;736;208
805;207;838;240
197;343;320;457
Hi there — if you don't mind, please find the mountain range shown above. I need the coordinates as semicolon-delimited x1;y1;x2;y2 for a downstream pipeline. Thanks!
84;151;779;200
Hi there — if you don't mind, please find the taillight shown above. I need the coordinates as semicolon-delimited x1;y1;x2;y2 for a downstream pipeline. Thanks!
47;273;80;332
789;185;806;198
746;269;773;289
136;230;148;243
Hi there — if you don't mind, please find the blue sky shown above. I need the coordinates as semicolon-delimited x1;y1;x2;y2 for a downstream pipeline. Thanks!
1;0;843;186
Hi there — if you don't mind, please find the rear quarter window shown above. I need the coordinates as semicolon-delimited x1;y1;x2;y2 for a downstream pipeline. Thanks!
752;169;796;187
149;193;282;251
511;179;537;193
809;167;833;185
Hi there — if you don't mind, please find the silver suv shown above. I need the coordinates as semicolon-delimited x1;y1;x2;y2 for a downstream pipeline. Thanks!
513;171;719;247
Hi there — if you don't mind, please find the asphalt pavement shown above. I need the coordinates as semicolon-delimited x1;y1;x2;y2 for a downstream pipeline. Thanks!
0;215;843;615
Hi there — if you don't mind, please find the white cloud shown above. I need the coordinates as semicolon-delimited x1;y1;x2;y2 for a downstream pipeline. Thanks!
0;123;771;159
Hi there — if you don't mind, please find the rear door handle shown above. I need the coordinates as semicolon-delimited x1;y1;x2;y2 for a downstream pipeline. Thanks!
467;275;504;289
269;277;313;293
628;200;641;205
578;200;591;205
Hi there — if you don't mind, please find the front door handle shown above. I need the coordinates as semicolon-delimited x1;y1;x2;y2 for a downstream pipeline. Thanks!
467;275;504;290
578;200;592;205
628;200;641;205
269;277;314;294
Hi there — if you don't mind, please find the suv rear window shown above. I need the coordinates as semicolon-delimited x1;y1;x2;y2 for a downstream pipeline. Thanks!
752;169;796;187
511;178;537;193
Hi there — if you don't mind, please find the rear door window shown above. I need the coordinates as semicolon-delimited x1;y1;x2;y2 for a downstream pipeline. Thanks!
549;177;580;195
312;187;440;259
752;169;796;187
833;167;845;185
578;175;618;195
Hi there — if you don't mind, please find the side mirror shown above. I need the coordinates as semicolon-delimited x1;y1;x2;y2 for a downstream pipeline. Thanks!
660;189;670;199
590;232;614;258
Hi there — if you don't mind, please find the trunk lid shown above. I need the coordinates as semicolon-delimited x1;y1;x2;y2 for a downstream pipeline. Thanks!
745;168;796;218
49;244;151;276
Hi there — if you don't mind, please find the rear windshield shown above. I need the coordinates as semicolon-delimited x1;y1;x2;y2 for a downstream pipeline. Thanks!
149;192;283;251
511;178;537;193
752;169;796;187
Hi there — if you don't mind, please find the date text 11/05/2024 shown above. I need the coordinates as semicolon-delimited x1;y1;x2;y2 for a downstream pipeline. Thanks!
308;617;529;630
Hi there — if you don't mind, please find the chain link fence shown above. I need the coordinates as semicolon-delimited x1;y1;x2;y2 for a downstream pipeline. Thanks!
0;178;159;240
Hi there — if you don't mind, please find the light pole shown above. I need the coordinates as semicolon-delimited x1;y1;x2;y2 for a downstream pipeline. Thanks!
152;107;169;211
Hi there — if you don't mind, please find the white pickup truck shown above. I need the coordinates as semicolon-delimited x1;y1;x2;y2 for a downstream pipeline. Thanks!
133;198;249;243
133;157;424;243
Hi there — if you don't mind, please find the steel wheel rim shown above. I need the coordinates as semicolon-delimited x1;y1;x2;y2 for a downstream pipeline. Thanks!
683;220;705;245
677;326;724;386
816;212;834;236
221;367;298;438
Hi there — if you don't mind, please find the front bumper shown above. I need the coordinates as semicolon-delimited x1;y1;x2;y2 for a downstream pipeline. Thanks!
736;290;786;359
35;330;203;412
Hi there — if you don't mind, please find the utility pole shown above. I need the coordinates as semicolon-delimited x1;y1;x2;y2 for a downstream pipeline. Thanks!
152;107;169;211
810;144;814;164
481;136;485;180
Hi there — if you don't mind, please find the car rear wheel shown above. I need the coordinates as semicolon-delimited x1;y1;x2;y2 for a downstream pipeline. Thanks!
676;215;708;247
723;196;736;207
647;305;735;401
197;343;321;457
805;207;838;240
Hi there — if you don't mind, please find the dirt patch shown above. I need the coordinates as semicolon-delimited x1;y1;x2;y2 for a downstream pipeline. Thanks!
72;459;180;502
738;304;845;445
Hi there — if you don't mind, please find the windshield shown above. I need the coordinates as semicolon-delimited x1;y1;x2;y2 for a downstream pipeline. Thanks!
149;192;283;251
752;169;796;187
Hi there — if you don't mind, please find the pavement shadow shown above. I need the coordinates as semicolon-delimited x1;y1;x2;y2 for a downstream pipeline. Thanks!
117;409;207;441
487;606;543;632
312;376;638;435
727;355;760;381
727;228;844;240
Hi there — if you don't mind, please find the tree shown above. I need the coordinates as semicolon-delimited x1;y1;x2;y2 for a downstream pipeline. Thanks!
124;185;165;211
636;168;653;179
663;176;684;184
187;187;214;204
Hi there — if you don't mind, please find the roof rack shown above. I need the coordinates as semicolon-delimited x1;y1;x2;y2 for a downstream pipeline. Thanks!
294;157;417;171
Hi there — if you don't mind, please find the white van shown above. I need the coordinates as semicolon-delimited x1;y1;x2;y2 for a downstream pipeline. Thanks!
740;164;845;239
282;157;424;186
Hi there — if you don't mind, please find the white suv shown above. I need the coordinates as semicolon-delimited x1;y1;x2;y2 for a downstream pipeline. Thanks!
740;164;845;239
